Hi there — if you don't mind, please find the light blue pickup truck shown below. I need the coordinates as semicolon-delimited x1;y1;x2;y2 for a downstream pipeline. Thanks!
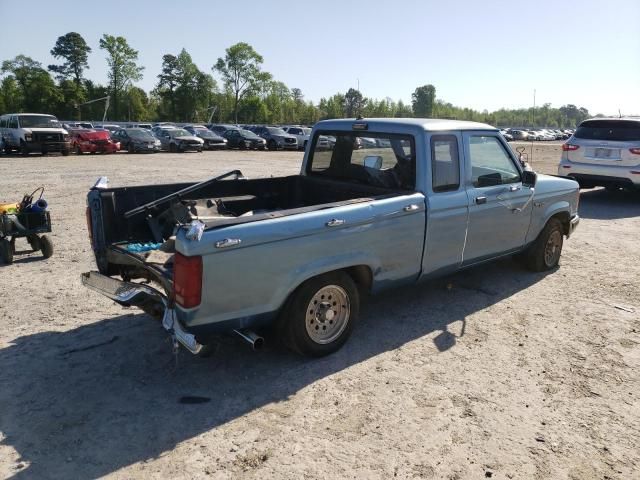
82;118;580;357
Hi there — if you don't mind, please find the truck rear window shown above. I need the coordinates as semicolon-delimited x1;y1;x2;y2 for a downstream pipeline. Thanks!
574;120;640;141
308;131;416;190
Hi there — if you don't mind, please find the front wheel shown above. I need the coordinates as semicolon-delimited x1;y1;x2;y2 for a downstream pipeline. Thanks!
279;271;359;357
523;218;564;272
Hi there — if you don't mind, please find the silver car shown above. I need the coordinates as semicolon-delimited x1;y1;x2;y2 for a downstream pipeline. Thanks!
558;118;640;191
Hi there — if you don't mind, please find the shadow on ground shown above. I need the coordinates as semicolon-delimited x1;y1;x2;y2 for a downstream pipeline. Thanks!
0;259;549;478
578;188;640;220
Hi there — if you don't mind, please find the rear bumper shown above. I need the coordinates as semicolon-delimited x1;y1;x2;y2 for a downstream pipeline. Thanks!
81;271;203;354
558;161;640;188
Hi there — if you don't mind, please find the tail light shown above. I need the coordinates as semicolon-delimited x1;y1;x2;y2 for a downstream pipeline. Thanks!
562;144;580;151
173;252;202;309
629;148;640;155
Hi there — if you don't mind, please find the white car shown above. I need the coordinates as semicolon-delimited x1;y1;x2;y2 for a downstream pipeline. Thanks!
558;117;640;192
284;126;331;150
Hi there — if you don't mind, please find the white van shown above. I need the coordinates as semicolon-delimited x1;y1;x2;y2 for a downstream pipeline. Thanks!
0;113;70;155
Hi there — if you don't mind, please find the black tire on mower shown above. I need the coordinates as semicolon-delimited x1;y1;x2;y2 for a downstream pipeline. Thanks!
40;235;54;259
0;238;14;264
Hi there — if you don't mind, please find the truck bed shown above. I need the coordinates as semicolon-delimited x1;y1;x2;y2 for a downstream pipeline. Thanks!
88;174;405;282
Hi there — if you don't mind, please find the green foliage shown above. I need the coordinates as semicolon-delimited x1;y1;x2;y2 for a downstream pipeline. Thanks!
344;88;364;118
214;42;264;123
48;32;91;84
412;84;436;117
99;34;144;119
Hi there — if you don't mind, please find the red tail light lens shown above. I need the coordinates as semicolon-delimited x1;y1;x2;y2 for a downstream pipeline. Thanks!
562;144;580;151
173;252;202;309
629;148;640;155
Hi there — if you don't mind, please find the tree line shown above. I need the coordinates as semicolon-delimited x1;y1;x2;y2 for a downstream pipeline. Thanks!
0;32;592;127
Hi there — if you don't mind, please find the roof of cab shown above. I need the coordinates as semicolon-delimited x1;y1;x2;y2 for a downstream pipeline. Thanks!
315;117;497;132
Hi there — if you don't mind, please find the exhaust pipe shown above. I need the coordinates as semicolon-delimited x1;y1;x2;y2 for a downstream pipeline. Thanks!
233;329;264;351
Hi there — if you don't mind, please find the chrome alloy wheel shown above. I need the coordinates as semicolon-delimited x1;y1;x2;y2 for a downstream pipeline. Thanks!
305;285;350;344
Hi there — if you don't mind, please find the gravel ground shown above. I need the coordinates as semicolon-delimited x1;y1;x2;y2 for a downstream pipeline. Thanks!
0;142;639;479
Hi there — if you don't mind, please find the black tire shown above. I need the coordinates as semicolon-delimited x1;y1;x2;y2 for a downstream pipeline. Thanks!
40;235;53;259
169;143;177;153
0;238;13;264
19;141;29;156
75;145;82;155
129;143;136;153
268;140;277;151
27;234;41;252
279;271;359;357
523;218;564;272
62;148;70;156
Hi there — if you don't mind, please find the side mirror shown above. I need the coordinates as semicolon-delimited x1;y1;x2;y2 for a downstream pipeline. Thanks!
522;170;537;187
363;155;383;170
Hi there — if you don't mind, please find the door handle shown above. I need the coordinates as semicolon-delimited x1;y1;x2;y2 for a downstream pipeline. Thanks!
508;185;521;192
475;196;487;204
325;218;345;227
215;238;241;248
403;204;420;212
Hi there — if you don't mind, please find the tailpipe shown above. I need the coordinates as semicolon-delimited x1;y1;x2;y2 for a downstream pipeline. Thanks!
233;329;264;351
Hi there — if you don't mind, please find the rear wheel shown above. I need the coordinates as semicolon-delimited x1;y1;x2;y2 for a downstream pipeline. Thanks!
268;140;277;151
169;143;177;153
279;271;359;357
20;141;29;156
0;238;13;264
128;143;136;153
40;235;53;259
523;218;564;272
75;145;82;155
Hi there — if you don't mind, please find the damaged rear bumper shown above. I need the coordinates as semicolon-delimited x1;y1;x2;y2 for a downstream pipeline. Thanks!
81;271;203;354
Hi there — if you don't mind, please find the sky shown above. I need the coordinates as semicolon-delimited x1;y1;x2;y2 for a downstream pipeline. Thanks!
1;0;639;116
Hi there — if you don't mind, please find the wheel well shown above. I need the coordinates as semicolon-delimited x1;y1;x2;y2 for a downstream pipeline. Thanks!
344;265;373;293
549;211;570;235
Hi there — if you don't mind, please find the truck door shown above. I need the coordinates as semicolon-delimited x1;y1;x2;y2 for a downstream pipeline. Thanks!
421;133;469;276
461;133;533;263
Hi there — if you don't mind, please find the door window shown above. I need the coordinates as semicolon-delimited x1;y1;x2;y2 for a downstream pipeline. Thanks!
469;136;520;187
431;135;460;192
8;116;18;129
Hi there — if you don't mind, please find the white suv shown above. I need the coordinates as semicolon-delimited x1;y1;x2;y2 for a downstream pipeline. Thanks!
558;118;640;191
0;113;70;155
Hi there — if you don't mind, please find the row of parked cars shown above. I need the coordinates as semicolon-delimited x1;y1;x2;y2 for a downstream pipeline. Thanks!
499;128;575;142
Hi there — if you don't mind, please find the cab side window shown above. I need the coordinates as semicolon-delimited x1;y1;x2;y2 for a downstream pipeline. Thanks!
431;135;460;192
469;136;520;187
9;116;18;129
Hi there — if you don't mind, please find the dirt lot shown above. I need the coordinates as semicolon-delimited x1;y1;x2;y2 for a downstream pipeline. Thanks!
1;142;639;479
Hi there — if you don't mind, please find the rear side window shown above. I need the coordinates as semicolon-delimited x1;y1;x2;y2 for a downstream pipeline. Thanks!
9;116;18;128
574;120;640;141
431;135;460;192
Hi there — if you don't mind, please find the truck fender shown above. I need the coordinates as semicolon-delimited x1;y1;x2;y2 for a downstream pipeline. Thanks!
527;200;570;243
275;253;380;313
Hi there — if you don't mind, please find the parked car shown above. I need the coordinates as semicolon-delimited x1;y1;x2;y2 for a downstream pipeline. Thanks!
83;118;580;358
0;113;70;155
223;128;267;150
155;128;204;152
252;126;298;150
508;129;529;141
558;117;640;191
283;126;311;149
184;125;228;150
111;128;161;153
69;128;120;154
499;129;514;141
95;124;120;133
206;124;239;136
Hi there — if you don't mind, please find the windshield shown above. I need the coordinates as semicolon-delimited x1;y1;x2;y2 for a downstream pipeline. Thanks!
240;129;260;139
308;130;415;190
18;115;61;129
267;127;287;135
574;120;640;141
195;129;215;138
168;129;191;138
126;129;154;140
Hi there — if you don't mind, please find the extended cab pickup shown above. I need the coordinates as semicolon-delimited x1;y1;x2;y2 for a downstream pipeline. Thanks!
82;118;580;357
